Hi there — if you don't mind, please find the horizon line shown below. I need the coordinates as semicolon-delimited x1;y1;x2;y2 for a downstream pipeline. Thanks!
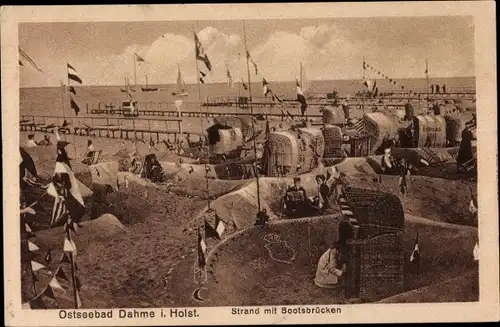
20;75;476;89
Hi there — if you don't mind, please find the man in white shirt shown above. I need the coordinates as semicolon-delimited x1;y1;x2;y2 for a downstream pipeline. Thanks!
26;134;38;148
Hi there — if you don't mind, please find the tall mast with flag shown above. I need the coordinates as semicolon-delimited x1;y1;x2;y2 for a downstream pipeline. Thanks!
243;20;261;213
425;58;429;101
193;29;213;212
134;53;146;88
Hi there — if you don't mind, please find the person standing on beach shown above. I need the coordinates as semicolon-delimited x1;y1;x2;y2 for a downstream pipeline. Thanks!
457;125;474;172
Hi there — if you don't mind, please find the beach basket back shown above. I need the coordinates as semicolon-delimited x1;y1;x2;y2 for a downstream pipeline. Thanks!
444;114;474;144
413;115;447;148
363;112;400;154
322;124;343;158
263;128;324;177
322;106;345;125
213;127;243;154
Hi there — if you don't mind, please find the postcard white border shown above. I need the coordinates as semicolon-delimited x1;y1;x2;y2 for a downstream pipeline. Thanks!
2;2;499;325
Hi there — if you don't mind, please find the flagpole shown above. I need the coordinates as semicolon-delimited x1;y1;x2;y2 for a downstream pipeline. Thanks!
67;63;77;157
66;226;79;309
134;54;137;88
193;28;212;211
362;56;365;114
243;20;261;212
425;58;429;102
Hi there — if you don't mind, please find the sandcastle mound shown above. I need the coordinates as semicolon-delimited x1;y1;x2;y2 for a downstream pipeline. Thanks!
34;214;128;251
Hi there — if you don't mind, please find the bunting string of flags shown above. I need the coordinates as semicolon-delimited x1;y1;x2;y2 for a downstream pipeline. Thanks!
194;32;212;84
20;141;84;309
67;62;83;116
362;60;410;94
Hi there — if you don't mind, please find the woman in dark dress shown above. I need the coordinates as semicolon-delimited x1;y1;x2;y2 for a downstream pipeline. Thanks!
457;126;474;172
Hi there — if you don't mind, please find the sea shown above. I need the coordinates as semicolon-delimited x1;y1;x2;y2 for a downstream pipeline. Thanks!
20;77;475;118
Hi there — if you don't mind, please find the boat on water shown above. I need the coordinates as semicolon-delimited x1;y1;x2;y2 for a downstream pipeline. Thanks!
121;77;137;93
171;65;189;97
141;75;159;92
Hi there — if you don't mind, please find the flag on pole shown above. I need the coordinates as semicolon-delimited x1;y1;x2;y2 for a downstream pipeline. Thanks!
296;79;308;115
262;78;270;96
425;59;428;75
194;32;212;71
226;64;233;88
19;47;43;72
31;261;46;272
469;194;478;214
473;242;479;261
215;213;226;239
246;51;258;75
67;63;82;84
135;53;146;62
409;231;420;265
240;78;248;90
28;241;40;252
204;220;220;240
363;60;366;70
46;142;86;224
198;230;207;267
70;97;80;116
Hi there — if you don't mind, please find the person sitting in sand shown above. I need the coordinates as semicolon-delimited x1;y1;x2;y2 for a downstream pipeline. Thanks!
283;177;309;217
314;241;347;289
26;134;38;148
254;209;270;228
381;148;397;174
81;140;97;165
37;134;52;146
312;174;331;212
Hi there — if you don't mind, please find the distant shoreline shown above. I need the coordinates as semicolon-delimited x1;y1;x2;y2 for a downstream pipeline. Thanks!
19;76;476;90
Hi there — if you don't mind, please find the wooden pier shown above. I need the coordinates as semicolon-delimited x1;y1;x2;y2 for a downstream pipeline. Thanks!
20;115;204;143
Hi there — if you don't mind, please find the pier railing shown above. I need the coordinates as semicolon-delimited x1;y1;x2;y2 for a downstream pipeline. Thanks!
20;115;204;143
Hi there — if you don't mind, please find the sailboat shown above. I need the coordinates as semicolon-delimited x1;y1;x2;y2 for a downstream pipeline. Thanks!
141;75;159;92
171;65;189;96
121;77;136;93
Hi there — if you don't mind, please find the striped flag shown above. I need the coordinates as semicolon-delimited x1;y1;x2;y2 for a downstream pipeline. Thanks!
46;142;86;225
70;97;81;116
19;47;43;72
194;32;212;71
67;63;82;84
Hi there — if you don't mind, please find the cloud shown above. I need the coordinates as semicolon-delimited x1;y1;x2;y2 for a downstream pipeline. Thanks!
19;22;474;87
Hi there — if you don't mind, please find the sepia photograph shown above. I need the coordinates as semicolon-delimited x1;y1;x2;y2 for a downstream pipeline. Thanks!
2;2;499;326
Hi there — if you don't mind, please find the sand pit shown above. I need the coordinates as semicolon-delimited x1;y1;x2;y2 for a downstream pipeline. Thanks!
167;213;478;306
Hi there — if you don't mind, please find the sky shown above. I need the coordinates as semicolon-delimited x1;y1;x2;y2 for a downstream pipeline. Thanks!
18;16;475;87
